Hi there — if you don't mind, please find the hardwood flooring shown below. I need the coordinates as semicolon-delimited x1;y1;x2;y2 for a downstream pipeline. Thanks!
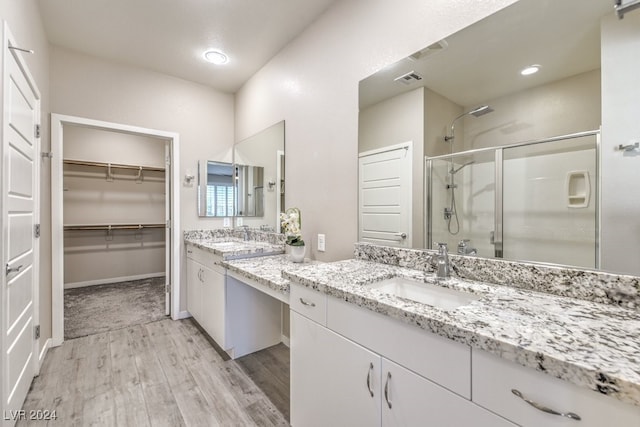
20;319;290;426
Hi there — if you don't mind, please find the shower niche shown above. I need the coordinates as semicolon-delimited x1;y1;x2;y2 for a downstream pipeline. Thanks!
426;132;599;269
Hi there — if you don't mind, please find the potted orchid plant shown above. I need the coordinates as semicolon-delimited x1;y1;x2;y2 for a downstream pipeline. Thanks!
280;207;305;262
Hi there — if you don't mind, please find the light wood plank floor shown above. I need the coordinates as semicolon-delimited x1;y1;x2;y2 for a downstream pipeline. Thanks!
19;319;290;426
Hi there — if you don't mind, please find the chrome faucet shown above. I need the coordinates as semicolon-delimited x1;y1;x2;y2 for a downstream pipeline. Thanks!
241;225;250;241
457;239;478;255
436;242;450;279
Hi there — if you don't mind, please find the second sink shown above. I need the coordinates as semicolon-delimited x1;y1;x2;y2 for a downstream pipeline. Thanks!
369;276;481;310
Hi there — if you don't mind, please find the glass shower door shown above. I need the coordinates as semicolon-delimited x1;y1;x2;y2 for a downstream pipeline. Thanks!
428;150;496;257
502;134;598;268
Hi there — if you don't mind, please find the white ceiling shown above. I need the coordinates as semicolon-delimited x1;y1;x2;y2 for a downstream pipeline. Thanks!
38;0;337;93
360;0;613;109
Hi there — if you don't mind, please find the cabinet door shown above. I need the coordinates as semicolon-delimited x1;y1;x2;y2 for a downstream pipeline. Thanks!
291;311;381;427
201;265;226;348
186;258;202;321
381;358;514;427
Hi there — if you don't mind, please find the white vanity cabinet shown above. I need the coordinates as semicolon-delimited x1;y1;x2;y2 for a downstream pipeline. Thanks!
472;349;640;427
186;245;227;347
290;283;513;427
186;244;285;359
291;311;381;427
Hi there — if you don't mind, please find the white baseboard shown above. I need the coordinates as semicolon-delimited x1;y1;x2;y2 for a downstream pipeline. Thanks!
38;338;52;372
281;334;290;347
174;310;192;320
64;272;165;289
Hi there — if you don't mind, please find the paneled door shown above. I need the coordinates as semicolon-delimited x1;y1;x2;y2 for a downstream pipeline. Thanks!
358;142;412;248
1;24;41;426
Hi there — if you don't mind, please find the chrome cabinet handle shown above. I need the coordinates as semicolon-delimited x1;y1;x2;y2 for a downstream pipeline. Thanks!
299;298;316;307
384;372;392;409
5;264;23;276
366;363;374;397
511;389;581;421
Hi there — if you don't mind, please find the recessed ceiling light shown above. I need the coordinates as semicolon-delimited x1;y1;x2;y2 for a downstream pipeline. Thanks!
520;64;541;76
203;50;229;65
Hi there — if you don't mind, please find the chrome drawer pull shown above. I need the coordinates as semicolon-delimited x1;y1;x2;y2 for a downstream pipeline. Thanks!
511;389;581;421
384;372;392;409
366;363;374;397
299;298;316;307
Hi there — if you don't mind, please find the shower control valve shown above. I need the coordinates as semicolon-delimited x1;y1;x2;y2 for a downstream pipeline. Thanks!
444;208;453;220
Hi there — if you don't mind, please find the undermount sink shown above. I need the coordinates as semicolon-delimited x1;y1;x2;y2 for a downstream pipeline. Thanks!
369;277;481;310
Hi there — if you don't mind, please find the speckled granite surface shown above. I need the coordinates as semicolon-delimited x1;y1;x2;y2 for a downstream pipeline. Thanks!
184;228;285;246
355;242;640;311
283;259;640;407
222;254;318;296
185;237;284;260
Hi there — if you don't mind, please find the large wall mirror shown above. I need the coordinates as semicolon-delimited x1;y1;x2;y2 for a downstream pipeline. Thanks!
358;0;640;275
198;121;285;231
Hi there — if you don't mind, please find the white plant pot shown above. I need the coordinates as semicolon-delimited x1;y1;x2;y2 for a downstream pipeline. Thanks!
289;245;306;263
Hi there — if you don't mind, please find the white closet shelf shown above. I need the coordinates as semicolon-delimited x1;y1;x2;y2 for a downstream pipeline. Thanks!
64;223;165;231
63;159;165;172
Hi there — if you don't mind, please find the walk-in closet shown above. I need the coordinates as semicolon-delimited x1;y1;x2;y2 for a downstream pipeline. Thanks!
61;125;169;339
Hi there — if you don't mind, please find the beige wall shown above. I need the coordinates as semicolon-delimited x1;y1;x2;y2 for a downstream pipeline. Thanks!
50;46;235;313
601;12;640;275
234;0;518;261
1;0;52;354
462;69;601;150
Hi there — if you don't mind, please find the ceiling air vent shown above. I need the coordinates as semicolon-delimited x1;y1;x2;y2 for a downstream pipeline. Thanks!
394;71;423;85
409;39;448;61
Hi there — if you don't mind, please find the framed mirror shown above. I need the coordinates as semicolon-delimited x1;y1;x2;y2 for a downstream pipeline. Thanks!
197;160;234;217
358;0;640;275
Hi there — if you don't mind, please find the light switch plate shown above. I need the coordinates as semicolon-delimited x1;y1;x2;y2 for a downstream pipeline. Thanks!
317;234;326;252
223;218;230;227
236;217;243;226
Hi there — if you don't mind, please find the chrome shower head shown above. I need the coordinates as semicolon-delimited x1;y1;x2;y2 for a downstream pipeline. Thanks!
468;105;493;117
444;105;494;142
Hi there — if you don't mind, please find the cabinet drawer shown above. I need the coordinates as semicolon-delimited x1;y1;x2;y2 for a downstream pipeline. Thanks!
290;284;327;326
186;244;223;271
472;349;640;427
327;297;471;399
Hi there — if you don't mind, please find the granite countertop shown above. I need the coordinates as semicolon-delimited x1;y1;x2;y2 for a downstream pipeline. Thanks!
185;237;284;259
222;254;318;296
282;259;640;407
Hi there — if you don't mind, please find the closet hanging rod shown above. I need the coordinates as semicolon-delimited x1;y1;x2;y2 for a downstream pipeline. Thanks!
63;223;166;231
63;159;165;172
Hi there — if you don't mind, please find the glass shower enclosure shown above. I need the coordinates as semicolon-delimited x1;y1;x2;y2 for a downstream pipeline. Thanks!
426;131;599;269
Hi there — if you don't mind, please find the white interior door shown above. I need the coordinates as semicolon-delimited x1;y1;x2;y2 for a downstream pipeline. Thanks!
359;142;412;248
2;24;40;425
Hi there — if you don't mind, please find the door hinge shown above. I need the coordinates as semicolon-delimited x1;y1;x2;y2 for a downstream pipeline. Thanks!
166;219;171;229
165;283;171;293
35;124;41;138
34;224;41;238
165;155;171;166
34;325;40;340
41;152;53;159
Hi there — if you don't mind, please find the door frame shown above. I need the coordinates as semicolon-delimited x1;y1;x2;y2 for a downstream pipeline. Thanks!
50;114;181;346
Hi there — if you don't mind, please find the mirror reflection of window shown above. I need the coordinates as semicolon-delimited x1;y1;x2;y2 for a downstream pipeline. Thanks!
201;161;234;217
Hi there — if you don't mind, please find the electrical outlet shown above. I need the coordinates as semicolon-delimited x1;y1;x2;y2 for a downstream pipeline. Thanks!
317;234;326;252
236;217;243;226
223;217;230;227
